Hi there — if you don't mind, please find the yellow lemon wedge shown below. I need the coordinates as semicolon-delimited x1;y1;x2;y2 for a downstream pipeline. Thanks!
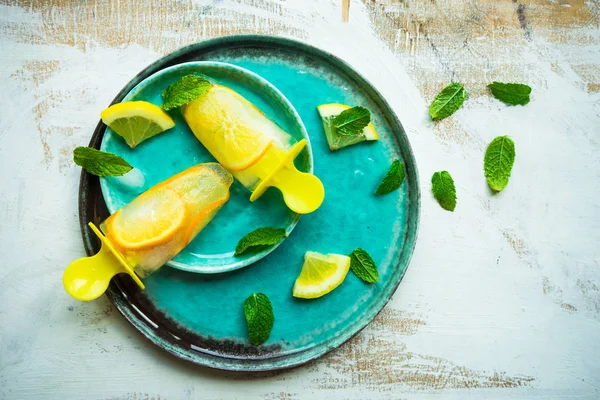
317;103;378;151
101;101;175;148
183;85;274;171
105;185;185;251
292;251;351;299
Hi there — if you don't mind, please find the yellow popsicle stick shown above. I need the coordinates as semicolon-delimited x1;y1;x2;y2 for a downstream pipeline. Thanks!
250;140;325;214
63;222;144;301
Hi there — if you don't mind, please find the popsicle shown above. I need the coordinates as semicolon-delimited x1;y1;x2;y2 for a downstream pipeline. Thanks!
63;163;233;301
182;85;325;214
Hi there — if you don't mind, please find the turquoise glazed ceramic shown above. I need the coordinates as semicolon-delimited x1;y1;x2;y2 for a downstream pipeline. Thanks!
99;62;311;274
79;35;420;371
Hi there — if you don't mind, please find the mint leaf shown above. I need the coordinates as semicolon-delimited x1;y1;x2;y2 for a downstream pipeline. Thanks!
350;248;378;283
321;115;369;151
487;82;531;106
333;106;370;136
484;136;515;192
73;147;132;177
429;82;467;121
431;171;457;211
162;75;212;111
234;227;287;256
244;293;274;345
376;159;405;195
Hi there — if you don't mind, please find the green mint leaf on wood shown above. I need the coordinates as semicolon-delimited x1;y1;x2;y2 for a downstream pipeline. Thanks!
487;82;531;106
350;248;378;283
162;75;212;111
333;106;370;136
376;159;405;195
429;82;467;121
235;227;287;256
244;293;274;346
73;147;133;177
431;171;457;211
484;136;516;192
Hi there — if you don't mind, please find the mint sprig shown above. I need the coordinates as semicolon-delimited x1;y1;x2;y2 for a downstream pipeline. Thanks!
73;147;133;177
333;106;370;136
244;293;274;346
431;171;457;211
429;82;467;121
376;159;405;195
161;75;212;111
350;248;378;283
234;227;287;256
487;82;531;106
484;136;515;192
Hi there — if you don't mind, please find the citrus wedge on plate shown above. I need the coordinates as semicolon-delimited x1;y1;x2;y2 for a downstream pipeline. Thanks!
101;101;175;148
317;103;378;151
292;251;351;299
105;185;185;251
183;85;274;171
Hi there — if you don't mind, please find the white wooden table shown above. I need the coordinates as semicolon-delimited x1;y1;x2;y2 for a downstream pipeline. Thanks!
1;0;599;398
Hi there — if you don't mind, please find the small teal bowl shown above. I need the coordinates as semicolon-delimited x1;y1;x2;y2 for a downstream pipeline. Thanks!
99;62;313;274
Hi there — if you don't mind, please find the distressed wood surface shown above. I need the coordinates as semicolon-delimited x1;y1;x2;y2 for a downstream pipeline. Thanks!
1;0;599;398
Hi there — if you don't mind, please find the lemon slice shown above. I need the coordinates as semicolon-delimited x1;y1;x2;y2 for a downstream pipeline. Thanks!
101;101;175;148
317;103;378;151
105;185;185;251
292;251;351;299
183;85;274;171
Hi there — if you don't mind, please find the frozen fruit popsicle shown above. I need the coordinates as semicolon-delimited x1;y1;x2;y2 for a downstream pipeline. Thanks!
63;163;233;301
182;84;324;214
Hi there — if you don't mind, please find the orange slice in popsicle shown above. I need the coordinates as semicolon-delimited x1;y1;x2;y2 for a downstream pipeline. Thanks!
183;198;229;246
106;186;185;251
106;163;234;251
183;85;274;171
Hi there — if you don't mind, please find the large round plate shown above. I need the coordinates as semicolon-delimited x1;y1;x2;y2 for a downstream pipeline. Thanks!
79;35;420;371
99;61;312;274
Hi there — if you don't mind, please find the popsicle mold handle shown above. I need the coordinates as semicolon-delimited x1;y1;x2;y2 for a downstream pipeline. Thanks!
249;139;325;214
272;167;325;214
63;223;144;301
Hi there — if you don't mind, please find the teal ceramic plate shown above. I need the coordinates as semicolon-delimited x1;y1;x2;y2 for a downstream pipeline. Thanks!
79;35;420;371
99;61;311;274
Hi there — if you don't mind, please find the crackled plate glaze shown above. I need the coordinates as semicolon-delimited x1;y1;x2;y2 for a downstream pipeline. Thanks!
79;35;420;371
99;61;311;274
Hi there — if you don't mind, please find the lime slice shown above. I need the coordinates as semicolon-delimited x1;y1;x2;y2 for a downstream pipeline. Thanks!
101;101;175;148
292;251;351;299
317;103;378;151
